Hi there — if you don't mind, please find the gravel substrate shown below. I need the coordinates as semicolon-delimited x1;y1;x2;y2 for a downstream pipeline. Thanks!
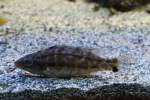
0;0;150;98
1;84;150;100
0;26;150;92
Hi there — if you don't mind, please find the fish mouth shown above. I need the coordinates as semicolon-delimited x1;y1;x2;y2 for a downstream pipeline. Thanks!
15;58;33;68
15;61;26;68
14;59;28;68
15;62;24;68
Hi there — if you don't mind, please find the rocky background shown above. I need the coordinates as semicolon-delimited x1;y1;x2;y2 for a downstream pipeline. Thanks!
0;0;150;99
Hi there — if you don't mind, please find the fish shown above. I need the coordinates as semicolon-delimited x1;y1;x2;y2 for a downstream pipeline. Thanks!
0;17;8;26
15;45;119;78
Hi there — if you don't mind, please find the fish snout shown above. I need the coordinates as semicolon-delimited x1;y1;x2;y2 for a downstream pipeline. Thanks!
15;58;33;68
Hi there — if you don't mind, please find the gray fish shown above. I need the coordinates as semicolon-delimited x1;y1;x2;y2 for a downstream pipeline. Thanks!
15;45;119;78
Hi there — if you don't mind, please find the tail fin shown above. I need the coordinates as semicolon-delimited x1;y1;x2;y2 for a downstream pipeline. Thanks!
118;52;136;65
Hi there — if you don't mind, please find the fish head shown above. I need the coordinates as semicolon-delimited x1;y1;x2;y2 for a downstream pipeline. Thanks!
15;53;35;71
15;52;47;75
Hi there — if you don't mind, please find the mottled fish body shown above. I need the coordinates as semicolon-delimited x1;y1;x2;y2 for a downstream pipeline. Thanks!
15;45;118;78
